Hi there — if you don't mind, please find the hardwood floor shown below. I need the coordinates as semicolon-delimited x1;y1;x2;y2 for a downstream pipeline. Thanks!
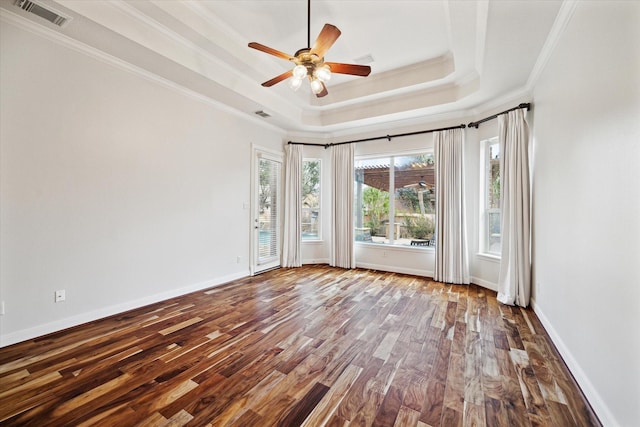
0;265;600;426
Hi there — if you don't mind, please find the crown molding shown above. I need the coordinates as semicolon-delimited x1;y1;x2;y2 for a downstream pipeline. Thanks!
1;3;547;139
285;81;534;142
526;0;578;90
0;8;286;135
474;0;489;75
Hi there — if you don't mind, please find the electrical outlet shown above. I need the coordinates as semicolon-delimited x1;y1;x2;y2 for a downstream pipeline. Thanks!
55;290;66;302
237;256;242;264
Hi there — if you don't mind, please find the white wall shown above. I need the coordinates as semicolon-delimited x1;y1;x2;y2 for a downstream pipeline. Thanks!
297;117;513;285
3;4;637;425
0;20;285;346
530;2;640;426
465;96;535;289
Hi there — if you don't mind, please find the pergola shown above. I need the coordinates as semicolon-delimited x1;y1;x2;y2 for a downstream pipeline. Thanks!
355;161;435;191
354;160;436;232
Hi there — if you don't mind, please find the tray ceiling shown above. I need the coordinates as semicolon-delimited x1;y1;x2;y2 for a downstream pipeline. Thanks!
1;0;564;134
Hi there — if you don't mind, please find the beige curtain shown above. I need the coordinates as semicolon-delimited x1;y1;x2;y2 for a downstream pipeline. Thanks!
330;144;355;268
282;144;302;267
497;109;531;306
434;128;470;284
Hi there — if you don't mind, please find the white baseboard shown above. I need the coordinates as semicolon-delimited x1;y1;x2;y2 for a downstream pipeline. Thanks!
470;276;498;292
298;259;499;294
530;299;617;427
0;271;249;348
5;267;615;425
302;258;330;265
355;262;433;278
352;264;500;293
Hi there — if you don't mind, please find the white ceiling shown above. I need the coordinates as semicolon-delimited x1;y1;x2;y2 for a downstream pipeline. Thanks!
1;0;564;135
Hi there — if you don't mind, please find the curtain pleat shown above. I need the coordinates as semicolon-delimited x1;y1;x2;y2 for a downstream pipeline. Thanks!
434;128;470;284
282;144;302;267
497;109;531;307
331;144;355;268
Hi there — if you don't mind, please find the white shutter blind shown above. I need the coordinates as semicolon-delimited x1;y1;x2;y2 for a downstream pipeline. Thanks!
258;158;281;262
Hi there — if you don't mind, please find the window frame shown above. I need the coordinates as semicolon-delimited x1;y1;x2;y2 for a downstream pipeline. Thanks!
354;149;436;250
480;137;501;257
301;158;322;242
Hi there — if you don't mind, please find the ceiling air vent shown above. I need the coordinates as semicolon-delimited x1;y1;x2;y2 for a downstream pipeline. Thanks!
15;0;71;27
254;110;271;118
355;54;375;65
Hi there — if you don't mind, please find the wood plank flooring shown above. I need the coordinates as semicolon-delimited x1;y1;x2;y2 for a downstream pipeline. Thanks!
0;265;600;426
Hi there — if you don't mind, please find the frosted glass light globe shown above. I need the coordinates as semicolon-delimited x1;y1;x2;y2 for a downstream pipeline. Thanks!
310;78;324;94
315;65;331;82
289;77;303;91
293;65;307;79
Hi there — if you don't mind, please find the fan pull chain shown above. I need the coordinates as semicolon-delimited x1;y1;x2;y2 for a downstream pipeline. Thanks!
307;0;311;48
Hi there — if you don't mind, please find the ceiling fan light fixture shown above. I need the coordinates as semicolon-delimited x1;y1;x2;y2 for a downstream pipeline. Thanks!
315;64;331;82
293;64;308;79
289;76;303;91
248;1;371;98
310;78;324;94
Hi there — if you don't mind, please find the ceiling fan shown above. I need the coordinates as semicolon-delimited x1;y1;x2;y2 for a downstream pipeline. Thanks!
248;0;371;97
404;176;432;215
404;176;432;190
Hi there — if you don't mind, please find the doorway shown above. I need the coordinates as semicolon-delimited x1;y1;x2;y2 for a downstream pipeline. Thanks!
252;147;282;274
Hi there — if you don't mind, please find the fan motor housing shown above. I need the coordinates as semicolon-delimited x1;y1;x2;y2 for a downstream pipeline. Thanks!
294;48;322;64
293;49;326;78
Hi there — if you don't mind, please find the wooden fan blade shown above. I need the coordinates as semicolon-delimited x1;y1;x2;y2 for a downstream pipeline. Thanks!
248;42;294;61
315;81;328;98
325;62;371;77
262;70;294;87
310;24;341;58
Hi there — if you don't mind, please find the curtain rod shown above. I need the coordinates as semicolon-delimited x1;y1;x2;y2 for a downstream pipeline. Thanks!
288;123;466;149
467;103;531;129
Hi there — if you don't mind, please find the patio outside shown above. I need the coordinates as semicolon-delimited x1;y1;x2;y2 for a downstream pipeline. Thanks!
355;154;436;247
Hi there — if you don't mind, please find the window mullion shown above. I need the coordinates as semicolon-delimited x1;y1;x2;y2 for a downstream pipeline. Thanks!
389;156;395;244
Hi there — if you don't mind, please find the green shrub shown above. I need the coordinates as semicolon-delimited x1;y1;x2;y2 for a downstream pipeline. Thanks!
404;215;434;240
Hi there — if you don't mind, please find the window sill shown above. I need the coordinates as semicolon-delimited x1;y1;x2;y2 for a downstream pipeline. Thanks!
302;239;324;245
355;241;435;253
476;253;501;263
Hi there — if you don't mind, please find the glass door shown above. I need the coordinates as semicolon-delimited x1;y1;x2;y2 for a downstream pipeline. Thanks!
252;149;282;274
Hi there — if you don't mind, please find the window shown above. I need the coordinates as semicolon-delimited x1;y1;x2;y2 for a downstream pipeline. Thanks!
481;138;501;255
302;159;321;240
354;153;436;247
258;156;281;264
